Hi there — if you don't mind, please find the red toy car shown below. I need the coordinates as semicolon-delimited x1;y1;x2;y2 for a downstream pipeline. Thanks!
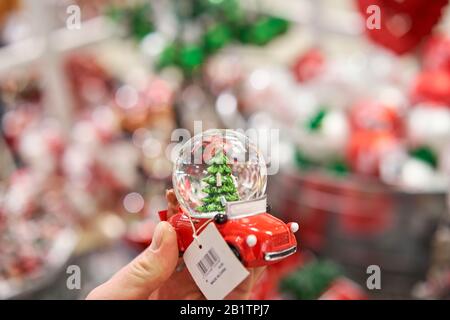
159;197;298;268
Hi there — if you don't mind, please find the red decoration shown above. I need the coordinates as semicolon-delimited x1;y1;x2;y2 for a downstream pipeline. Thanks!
411;34;450;105
356;0;449;55
422;34;450;73
319;278;368;300
291;47;325;83
347;131;401;176
349;100;404;136
411;70;450;105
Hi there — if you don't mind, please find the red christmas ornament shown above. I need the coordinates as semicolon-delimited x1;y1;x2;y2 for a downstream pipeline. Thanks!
411;69;450;105
319;278;368;300
291;47;325;83
347;131;401;176
422;34;450;73
356;0;449;55
349;100;404;136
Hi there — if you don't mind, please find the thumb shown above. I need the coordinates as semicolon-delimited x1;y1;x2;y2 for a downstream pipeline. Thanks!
87;221;179;300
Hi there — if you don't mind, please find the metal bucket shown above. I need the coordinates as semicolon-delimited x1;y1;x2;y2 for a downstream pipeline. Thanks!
269;169;447;299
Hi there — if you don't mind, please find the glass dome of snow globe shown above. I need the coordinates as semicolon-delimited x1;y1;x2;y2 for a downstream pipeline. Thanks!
173;129;267;217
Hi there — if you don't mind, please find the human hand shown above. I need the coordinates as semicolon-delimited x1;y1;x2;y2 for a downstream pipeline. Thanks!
86;190;265;300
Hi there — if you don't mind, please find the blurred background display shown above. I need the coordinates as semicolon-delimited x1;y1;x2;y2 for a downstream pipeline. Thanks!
1;0;450;299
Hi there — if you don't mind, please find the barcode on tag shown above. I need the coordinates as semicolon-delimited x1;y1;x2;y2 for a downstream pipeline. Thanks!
197;248;219;276
183;223;250;300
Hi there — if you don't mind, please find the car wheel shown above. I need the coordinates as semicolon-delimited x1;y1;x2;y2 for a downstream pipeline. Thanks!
228;244;241;261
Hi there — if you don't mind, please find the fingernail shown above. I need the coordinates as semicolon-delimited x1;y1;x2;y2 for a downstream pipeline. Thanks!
150;222;166;251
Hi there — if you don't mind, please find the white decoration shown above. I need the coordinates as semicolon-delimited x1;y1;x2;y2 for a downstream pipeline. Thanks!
220;196;226;207
408;105;450;151
290;222;299;233
400;158;435;189
246;235;257;247
295;109;349;161
216;172;222;187
322;111;349;144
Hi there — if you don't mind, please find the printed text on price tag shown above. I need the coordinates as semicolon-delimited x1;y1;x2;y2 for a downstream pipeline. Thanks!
183;223;249;300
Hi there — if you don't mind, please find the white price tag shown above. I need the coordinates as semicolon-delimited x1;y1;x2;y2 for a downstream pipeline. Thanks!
183;223;250;300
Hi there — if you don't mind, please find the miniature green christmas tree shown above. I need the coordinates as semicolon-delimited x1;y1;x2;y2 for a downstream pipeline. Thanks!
196;150;239;213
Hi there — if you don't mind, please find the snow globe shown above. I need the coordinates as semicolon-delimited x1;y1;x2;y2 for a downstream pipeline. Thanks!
173;129;267;217
162;129;298;268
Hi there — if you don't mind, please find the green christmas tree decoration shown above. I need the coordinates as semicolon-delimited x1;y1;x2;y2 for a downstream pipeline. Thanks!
409;146;438;168
106;1;290;77
156;44;178;70
248;17;273;46
203;23;232;53
241;16;290;46
179;44;205;73
232;21;252;44
326;159;350;176
307;108;327;132
279;260;343;300
294;149;316;171
267;16;290;36
197;150;240;213
130;3;154;40
104;3;154;41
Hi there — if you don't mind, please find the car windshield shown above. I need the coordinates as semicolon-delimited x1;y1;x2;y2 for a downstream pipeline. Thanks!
227;210;263;219
226;197;267;219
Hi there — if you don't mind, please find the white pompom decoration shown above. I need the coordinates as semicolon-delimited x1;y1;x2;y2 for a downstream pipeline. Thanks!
408;104;450;151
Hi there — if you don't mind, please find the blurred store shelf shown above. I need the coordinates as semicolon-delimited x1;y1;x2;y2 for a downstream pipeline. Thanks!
0;17;119;75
